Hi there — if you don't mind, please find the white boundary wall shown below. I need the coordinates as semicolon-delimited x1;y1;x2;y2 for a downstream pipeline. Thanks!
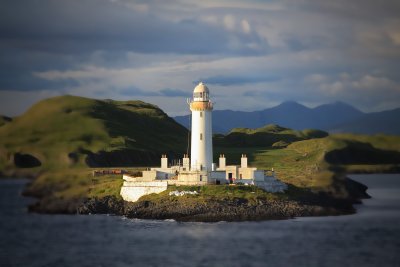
120;181;168;202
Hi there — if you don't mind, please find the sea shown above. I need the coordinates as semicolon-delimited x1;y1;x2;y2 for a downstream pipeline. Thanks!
0;174;399;267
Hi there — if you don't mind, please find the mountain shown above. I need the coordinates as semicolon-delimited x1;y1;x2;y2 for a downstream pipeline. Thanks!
174;101;365;133
330;108;400;135
0;95;188;170
311;101;364;129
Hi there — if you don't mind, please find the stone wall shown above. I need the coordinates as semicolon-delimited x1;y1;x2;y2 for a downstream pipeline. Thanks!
120;181;168;202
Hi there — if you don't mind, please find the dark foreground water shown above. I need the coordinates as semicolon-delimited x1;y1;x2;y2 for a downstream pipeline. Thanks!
1;174;400;267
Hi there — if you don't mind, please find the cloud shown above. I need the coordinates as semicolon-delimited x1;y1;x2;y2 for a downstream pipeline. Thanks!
196;75;280;86
159;88;190;97
299;0;400;21
119;87;159;97
119;87;190;98
241;19;251;34
0;0;266;56
223;15;236;31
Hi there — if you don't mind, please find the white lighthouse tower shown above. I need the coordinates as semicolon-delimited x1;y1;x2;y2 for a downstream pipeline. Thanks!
189;82;213;171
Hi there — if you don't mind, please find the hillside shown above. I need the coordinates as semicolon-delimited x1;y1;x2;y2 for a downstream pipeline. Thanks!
0;95;188;174
174;101;365;133
214;124;328;147
214;134;400;194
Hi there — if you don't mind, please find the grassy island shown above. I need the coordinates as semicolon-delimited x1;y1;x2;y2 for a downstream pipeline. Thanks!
1;95;399;221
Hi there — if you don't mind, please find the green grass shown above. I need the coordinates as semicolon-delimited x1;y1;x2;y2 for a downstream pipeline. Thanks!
138;184;284;205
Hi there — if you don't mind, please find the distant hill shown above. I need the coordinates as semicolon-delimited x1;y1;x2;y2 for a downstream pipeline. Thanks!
330;108;400;135
174;101;399;134
0;95;188;169
214;124;328;147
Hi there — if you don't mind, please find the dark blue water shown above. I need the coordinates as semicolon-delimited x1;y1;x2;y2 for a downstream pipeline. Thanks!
1;174;400;267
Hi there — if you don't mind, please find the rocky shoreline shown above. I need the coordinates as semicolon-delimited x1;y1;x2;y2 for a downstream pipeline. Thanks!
78;178;368;222
24;177;369;222
75;196;356;222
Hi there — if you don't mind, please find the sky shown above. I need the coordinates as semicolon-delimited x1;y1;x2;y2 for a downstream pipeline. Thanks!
1;0;400;117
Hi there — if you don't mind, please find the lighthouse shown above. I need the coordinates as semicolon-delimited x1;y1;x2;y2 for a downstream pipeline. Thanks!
120;81;288;201
189;82;213;171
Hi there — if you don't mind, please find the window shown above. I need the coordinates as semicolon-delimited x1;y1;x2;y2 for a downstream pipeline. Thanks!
200;92;203;98
200;112;202;117
200;133;203;140
200;175;202;181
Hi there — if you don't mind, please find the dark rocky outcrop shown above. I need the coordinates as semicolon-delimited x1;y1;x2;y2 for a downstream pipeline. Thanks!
77;196;124;215
13;153;41;168
75;196;355;222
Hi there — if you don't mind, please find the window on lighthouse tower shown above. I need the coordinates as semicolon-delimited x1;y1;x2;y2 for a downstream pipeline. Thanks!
200;133;203;140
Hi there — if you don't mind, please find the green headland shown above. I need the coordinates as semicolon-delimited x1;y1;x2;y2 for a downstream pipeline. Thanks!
1;95;399;221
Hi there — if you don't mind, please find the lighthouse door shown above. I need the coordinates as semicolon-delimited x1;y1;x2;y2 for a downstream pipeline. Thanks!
228;173;233;184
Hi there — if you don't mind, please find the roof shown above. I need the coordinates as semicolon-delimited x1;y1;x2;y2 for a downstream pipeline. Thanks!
193;82;209;93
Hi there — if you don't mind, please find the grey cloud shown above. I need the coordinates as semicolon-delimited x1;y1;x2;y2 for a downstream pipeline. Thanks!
0;0;269;92
298;0;400;21
119;87;190;98
159;88;190;97
0;0;266;56
196;75;281;86
119;87;159;97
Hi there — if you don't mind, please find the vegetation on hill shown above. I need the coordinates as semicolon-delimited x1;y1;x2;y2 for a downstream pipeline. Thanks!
214;124;328;147
0;95;187;174
215;134;400;198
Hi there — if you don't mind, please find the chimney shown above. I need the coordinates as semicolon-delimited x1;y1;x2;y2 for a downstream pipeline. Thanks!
241;154;247;168
219;154;226;170
161;154;168;169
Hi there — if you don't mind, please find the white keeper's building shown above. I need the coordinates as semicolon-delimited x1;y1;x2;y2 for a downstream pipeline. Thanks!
120;82;287;202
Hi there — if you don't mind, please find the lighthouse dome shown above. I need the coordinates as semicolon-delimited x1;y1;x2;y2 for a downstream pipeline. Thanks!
193;82;210;101
193;82;209;93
